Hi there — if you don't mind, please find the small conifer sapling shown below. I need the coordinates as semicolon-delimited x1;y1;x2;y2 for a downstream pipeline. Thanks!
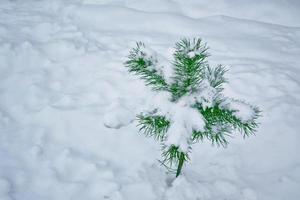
125;38;260;177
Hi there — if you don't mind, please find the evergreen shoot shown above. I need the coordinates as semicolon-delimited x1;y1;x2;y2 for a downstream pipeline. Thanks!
125;38;261;177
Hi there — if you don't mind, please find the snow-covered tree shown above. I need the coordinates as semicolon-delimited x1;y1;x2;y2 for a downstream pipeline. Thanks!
125;38;260;177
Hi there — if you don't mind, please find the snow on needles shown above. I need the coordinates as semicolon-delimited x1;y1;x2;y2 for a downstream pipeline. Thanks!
145;91;205;152
220;99;258;123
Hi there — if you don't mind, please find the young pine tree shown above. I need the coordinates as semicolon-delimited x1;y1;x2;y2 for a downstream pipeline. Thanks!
125;38;260;177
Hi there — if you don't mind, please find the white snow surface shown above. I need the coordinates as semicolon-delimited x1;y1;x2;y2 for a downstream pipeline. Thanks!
0;0;300;200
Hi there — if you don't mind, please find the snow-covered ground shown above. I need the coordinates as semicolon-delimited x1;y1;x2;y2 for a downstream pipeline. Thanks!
0;0;300;199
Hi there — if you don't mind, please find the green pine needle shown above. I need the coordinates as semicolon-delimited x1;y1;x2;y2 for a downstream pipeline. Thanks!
204;64;228;92
171;38;209;100
198;103;261;141
125;42;169;91
137;114;170;141
161;145;190;177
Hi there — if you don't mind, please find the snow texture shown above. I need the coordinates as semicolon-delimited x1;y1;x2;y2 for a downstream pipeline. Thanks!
142;91;205;151
0;0;300;199
220;99;257;123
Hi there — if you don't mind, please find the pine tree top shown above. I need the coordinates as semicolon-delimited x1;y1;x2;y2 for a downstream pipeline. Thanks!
125;38;261;177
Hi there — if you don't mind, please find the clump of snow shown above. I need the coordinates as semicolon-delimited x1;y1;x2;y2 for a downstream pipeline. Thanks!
134;43;174;83
144;91;205;152
103;98;135;129
221;99;257;122
178;79;219;109
163;105;205;152
186;46;208;58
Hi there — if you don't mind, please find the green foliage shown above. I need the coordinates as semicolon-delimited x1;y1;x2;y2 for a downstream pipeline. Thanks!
195;103;261;146
125;42;168;91
204;65;227;92
125;38;261;177
170;38;209;101
161;145;190;177
137;114;170;141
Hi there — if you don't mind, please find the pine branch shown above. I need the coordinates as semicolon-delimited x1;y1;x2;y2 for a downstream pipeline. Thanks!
198;103;260;141
192;124;231;147
125;42;169;91
205;64;227;92
137;114;170;141
170;38;209;100
161;145;190;176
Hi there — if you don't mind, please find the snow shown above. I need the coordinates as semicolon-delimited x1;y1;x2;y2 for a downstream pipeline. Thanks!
0;0;300;200
220;99;258;123
143;91;206;152
103;98;135;129
163;105;205;152
0;178;10;198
